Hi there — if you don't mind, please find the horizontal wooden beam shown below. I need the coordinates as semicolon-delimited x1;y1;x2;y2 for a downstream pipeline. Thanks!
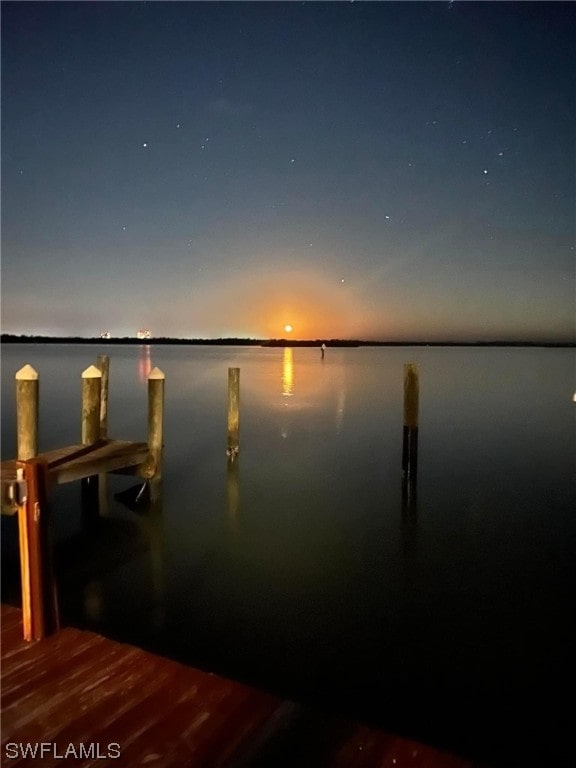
1;440;154;511
51;441;152;484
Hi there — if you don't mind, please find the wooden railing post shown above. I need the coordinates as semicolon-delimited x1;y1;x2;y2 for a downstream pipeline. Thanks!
402;363;419;482
16;365;39;461
227;367;240;461
148;368;165;479
16;458;59;641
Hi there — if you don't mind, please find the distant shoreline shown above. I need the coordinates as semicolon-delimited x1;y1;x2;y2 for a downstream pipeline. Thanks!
1;334;574;348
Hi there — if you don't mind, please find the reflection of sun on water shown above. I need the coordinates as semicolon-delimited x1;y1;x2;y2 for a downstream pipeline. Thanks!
282;347;294;397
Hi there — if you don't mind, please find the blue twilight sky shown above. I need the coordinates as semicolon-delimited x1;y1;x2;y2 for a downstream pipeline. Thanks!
1;1;574;341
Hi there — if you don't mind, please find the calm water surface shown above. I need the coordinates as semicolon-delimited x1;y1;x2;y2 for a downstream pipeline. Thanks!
1;344;575;766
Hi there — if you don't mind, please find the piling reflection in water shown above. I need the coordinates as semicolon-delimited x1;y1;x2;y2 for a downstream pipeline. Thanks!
83;580;104;622
227;459;240;529
138;344;152;383
401;476;418;555
402;363;419;483
145;478;165;631
401;363;419;554
78;477;167;631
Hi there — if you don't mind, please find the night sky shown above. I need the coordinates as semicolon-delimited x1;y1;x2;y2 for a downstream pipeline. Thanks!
2;1;574;341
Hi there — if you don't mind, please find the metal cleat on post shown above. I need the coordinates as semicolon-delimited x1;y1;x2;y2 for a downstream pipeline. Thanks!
2;468;28;515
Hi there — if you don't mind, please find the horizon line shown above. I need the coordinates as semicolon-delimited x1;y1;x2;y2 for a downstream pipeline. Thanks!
1;333;574;348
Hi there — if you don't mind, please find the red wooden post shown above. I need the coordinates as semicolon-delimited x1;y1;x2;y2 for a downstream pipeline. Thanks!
16;458;59;641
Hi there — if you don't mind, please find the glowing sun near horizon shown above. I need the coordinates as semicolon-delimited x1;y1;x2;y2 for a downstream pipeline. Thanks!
284;324;293;333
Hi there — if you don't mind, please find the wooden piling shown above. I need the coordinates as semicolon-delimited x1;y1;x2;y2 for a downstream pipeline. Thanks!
16;458;59;641
227;367;240;461
95;355;110;515
148;367;165;479
81;365;102;514
82;365;102;445
15;365;39;461
96;355;110;439
402;363;419;481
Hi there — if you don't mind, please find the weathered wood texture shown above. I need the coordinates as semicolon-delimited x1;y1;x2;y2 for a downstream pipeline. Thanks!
1;440;152;490
95;355;110;439
1;604;475;768
15;460;59;641
81;365;102;446
227;367;240;459
148;368;165;480
15;365;39;461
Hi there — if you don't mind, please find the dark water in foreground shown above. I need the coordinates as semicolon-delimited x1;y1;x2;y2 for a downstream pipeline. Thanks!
1;344;575;766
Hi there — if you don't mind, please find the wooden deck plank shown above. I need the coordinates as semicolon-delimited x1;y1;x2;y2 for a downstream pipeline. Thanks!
94;673;250;766
2;642;142;732
181;696;287;768
1;605;477;768
2;634;136;710
23;660;187;768
84;663;240;755
181;689;286;768
1;625;107;674
0;604;24;631
1;634;106;697
154;685;259;764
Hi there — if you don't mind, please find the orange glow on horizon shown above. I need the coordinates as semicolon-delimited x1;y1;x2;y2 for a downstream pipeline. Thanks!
190;265;360;339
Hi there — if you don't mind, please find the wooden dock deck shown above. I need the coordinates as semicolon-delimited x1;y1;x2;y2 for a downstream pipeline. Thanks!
1;604;478;767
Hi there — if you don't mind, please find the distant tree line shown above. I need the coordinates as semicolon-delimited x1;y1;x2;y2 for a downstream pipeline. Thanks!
1;334;573;348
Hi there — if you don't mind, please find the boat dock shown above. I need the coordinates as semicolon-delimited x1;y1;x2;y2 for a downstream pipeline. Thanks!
1;604;477;767
1;356;479;766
